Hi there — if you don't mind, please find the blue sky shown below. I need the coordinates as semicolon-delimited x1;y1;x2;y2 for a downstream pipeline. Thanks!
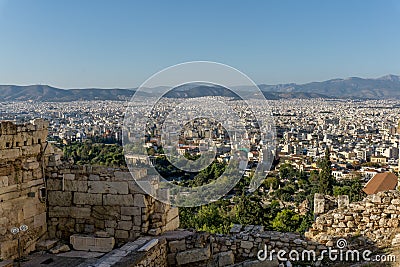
0;0;399;88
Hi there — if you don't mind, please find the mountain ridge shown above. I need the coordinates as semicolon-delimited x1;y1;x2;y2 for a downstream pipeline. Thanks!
1;74;399;101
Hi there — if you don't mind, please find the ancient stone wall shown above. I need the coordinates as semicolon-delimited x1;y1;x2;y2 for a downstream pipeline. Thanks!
306;190;400;248
0;119;52;260
45;162;179;243
162;227;323;266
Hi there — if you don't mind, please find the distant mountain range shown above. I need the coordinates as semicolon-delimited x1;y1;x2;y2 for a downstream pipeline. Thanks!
257;74;400;99
0;85;135;101
1;74;399;101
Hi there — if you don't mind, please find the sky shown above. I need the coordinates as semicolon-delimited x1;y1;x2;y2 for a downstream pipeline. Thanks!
0;0;399;88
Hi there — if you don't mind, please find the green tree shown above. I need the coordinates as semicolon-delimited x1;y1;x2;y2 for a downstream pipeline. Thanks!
318;148;335;195
333;178;365;202
271;209;302;232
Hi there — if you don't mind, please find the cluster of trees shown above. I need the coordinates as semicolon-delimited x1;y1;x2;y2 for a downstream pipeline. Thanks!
179;194;313;234
180;148;366;234
63;142;126;167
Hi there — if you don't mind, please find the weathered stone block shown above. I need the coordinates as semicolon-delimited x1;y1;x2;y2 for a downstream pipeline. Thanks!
169;239;186;252
240;241;253;249
164;216;179;232
103;194;133;206
46;179;62;190
166;207;179;222
217;251;235;266
48;191;72;206
64;180;88;192
36;240;58;251
121;206;141;216
176;247;211;265
74;192;102;205
88;181;128;194
118;221;133;230
70;234;115;252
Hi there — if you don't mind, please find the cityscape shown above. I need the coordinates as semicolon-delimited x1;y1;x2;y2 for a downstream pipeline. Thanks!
1;0;400;266
1;85;400;266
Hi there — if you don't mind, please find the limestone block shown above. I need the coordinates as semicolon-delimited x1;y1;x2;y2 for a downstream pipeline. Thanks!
48;191;72;206
103;194;133;206
36;240;58;251
176;247;211;265
117;221;133;230
166;207;179;222
217;251;235;266
88;181;128;194
169;239;186;252
73;192;102;205
46;179;62;190
70;234;115;252
64;180;88;192
164;216;179;232
121;206;141;216
314;193;326;215
240;241;253;249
